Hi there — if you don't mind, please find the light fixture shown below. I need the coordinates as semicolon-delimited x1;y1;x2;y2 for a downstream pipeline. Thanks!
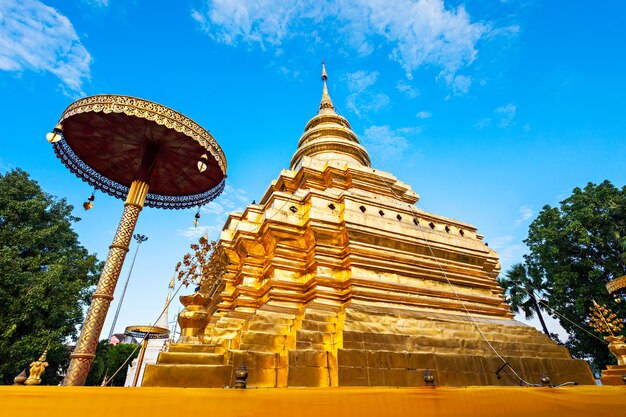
46;124;63;143
197;154;208;173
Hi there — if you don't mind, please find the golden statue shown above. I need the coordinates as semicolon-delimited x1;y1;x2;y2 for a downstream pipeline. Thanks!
24;349;49;385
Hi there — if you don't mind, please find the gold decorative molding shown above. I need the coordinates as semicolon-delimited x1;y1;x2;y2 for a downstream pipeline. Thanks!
606;275;626;295
59;95;226;174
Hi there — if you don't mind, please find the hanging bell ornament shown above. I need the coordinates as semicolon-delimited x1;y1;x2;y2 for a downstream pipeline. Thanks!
197;154;208;173
46;124;63;143
83;193;95;211
194;211;201;227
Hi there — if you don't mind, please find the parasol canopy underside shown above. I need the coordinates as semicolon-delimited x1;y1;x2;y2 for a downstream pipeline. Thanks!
52;95;227;209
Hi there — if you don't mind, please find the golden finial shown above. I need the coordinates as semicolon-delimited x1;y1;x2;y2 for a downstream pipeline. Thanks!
588;299;624;336
319;61;335;114
169;274;175;290
24;347;49;385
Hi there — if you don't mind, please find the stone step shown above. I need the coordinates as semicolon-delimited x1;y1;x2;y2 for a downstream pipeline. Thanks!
168;344;218;353
253;310;297;324
343;312;542;337
341;330;562;351
344;320;547;341
296;329;331;345
247;321;292;333
214;317;246;329
208;327;239;339
142;364;232;388
296;341;327;350
157;352;225;365
289;349;329;367
301;320;336;332
303;311;338;323
241;331;288;348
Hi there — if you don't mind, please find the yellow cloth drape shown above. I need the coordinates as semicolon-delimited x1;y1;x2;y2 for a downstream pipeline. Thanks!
2;385;625;417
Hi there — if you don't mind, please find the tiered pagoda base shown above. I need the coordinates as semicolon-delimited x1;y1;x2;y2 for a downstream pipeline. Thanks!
143;304;593;387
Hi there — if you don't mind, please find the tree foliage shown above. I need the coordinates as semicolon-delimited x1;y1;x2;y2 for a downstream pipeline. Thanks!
523;180;626;371
498;263;551;337
0;169;101;384
85;340;139;386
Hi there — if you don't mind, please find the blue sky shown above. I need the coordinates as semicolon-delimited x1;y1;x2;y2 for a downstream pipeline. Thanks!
1;0;625;339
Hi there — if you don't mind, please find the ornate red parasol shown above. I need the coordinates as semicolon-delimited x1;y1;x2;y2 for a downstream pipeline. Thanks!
47;95;226;386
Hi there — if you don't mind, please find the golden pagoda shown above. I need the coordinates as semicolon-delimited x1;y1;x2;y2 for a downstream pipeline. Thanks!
142;65;594;388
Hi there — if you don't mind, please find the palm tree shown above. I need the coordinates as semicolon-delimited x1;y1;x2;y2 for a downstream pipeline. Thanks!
498;263;551;337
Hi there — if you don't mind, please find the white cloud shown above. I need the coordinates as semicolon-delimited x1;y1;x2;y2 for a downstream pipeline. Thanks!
475;117;491;129
346;70;378;93
415;111;431;119
438;72;472;95
344;70;389;116
193;0;486;91
0;1;92;94
396;80;420;98
490;235;513;248
475;103;518;129
85;0;109;6
178;224;222;240
361;125;420;161
519;205;533;220
495;103;517;127
178;185;249;239
346;92;389;116
514;205;533;227
489;235;524;273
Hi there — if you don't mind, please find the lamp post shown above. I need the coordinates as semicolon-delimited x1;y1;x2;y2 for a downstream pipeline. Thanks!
107;233;148;340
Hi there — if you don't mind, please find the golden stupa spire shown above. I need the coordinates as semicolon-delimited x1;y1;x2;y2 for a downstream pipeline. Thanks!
319;61;335;114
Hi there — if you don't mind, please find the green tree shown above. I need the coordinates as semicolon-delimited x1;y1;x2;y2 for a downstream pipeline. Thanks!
524;181;626;371
0;169;101;384
499;263;551;337
85;340;140;386
609;197;626;262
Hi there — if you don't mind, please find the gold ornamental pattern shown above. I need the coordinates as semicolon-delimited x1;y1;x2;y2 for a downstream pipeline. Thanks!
52;100;227;208
606;275;626;295
63;202;143;386
58;94;226;174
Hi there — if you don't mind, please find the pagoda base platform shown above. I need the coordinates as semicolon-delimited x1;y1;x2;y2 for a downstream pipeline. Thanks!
3;385;625;417
143;306;595;388
601;364;626;385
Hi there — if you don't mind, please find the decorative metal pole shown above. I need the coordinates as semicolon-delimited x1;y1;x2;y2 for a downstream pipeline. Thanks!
107;233;148;340
63;181;149;386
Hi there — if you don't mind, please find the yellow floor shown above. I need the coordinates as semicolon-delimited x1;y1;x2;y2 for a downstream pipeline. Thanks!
3;385;625;417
